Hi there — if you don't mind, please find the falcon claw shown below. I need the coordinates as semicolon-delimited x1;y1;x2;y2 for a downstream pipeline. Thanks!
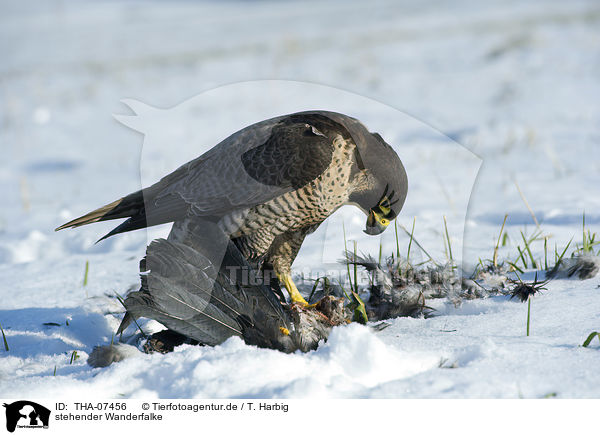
278;273;311;306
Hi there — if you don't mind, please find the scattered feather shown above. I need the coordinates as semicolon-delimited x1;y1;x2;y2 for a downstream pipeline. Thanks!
509;273;548;303
547;255;600;280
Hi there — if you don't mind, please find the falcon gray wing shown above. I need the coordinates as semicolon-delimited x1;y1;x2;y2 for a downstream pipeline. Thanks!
55;112;344;240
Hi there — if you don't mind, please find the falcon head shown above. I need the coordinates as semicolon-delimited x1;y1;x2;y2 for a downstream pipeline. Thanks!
348;130;408;236
363;184;404;235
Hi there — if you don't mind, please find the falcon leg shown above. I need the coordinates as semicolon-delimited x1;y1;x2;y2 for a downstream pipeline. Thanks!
269;227;321;307
278;273;310;306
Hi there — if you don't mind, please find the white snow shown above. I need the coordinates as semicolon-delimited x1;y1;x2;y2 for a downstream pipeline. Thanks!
1;0;599;399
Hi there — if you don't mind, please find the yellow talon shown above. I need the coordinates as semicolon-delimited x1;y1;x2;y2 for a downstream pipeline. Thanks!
279;326;290;335
278;273;310;306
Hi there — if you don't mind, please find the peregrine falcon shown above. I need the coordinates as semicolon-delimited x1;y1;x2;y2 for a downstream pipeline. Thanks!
56;111;408;305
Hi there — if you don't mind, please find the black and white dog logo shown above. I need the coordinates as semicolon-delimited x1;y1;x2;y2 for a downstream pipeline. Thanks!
3;401;50;433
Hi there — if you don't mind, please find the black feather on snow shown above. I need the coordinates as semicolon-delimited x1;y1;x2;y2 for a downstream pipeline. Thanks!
546;255;600;280
508;272;548;303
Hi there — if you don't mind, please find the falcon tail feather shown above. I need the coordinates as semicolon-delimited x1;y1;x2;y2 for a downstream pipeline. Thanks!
54;190;145;231
55;188;189;242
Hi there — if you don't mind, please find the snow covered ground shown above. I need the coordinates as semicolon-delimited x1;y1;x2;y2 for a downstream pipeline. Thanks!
1;0;599;400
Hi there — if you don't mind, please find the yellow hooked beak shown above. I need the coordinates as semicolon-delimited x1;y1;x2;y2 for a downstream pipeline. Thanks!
364;209;390;235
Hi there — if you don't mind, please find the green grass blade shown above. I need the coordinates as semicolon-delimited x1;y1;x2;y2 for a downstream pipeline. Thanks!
342;221;353;291
406;217;416;265
526;297;531;337
322;276;330;295
0;322;9;351
516;246;528;269
399;224;437;265
394;219;400;259
520;231;537;269
414;259;432;267
83;260;89;287
583;212;587;253
308;277;321;304
515;180;540;228
69;351;79;364
528;228;544;244
494;214;508;267
507;261;524;274
443;216;453;265
335;279;351;302
544;237;548;271
556;237;573;265
350;291;368;325
353;241;358;293
582;331;599;348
